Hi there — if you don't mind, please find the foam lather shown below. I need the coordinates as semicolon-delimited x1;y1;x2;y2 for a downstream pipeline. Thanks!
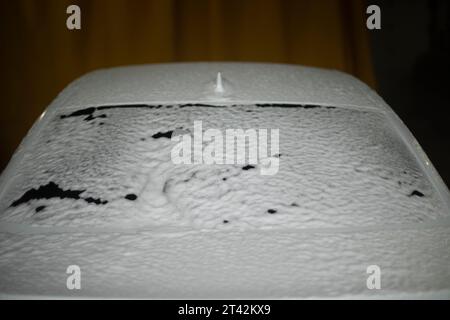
0;63;449;299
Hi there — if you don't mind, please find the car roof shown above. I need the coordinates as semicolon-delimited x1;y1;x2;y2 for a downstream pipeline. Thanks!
54;62;387;111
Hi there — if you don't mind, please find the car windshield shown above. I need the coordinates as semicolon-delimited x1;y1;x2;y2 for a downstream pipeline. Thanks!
0;103;446;229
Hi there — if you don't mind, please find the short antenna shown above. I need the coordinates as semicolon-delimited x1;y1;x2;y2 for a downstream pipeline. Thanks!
214;72;225;94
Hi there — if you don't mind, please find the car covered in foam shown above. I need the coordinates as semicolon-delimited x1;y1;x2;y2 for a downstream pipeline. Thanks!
0;62;449;299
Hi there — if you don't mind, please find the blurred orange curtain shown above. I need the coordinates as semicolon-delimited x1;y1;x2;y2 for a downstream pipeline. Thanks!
0;0;375;171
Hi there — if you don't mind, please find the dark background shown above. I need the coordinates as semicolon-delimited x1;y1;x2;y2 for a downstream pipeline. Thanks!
0;0;448;186
369;0;450;186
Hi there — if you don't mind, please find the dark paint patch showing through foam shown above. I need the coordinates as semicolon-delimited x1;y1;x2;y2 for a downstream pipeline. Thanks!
35;206;46;213
84;197;108;205
60;107;96;121
10;182;108;207
152;131;173;139
60;105;162;122
125;194;138;201
409;190;425;197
